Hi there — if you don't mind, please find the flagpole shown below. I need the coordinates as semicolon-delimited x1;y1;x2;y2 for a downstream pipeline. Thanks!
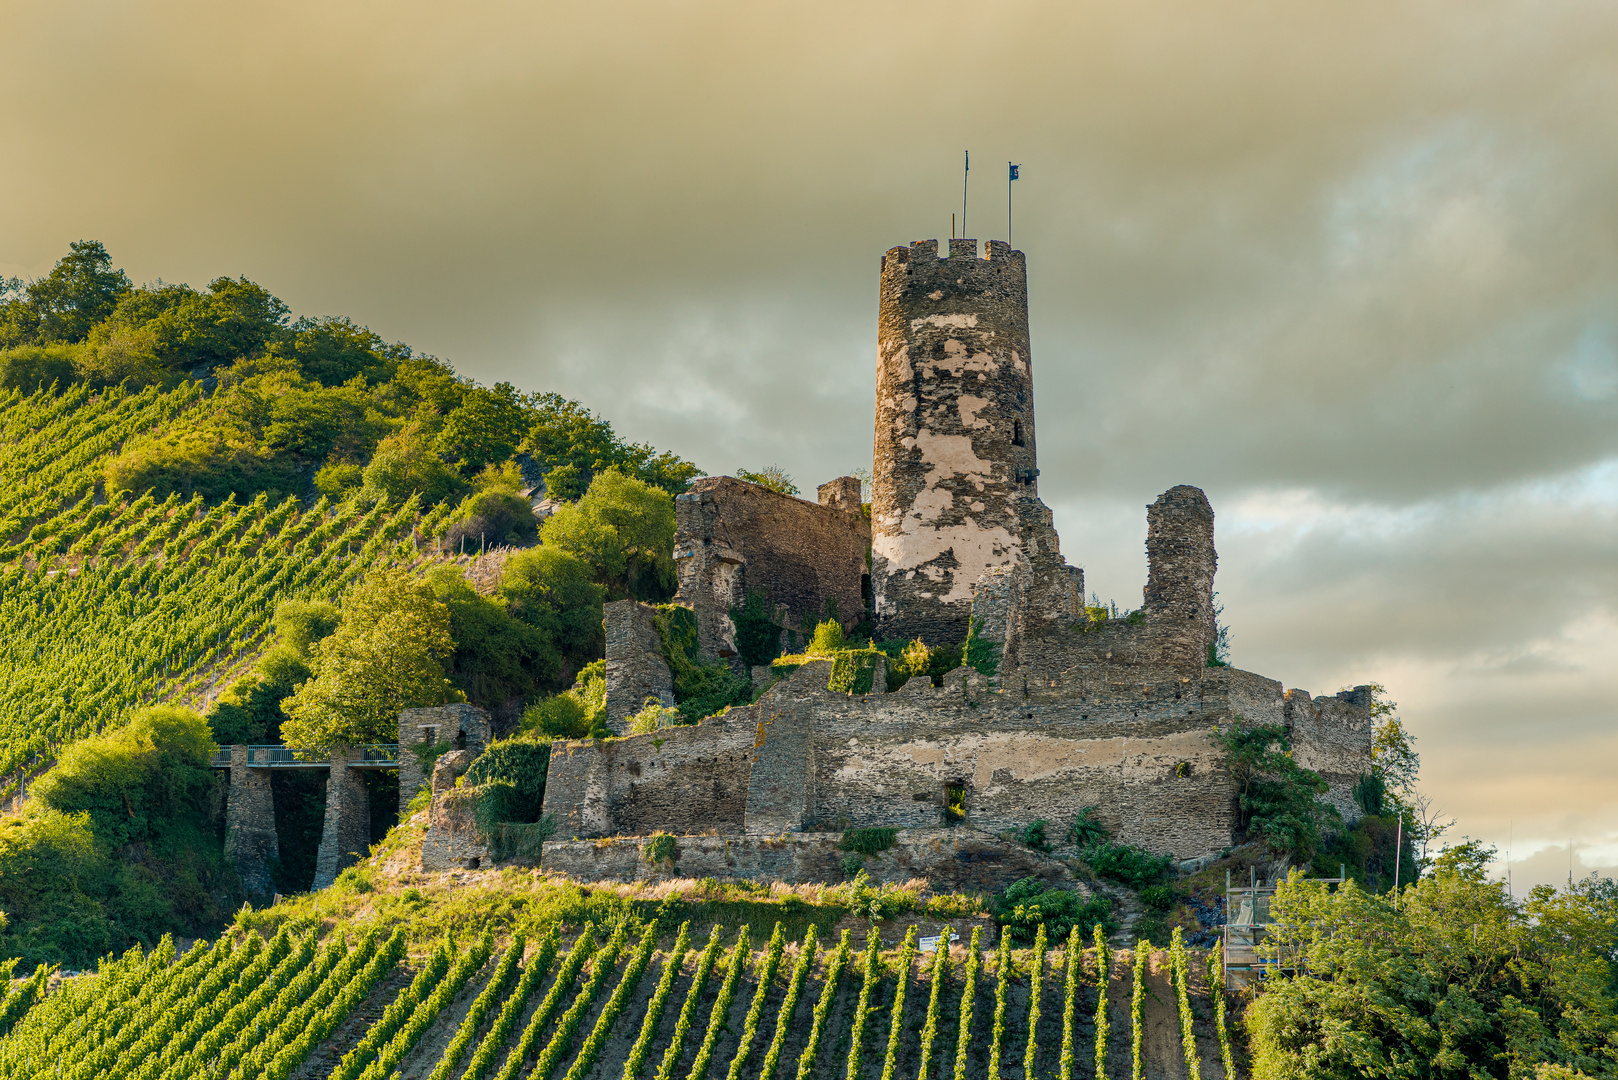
1008;161;1012;246
962;151;969;240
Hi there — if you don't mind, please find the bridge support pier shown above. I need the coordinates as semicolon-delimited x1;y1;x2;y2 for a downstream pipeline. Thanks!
313;748;371;890
224;744;279;897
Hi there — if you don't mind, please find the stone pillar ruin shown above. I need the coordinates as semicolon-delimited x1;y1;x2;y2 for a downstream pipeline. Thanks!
604;601;674;732
224;743;278;897
870;238;1076;644
1142;485;1218;671
397;703;494;818
313;748;371;889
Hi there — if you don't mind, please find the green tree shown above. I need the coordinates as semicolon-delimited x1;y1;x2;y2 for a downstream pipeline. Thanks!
539;468;677;600
438;382;528;475
362;421;466;506
0;343;80;391
280;568;460;748
426;565;552;705
1213;719;1339;860
1247;856;1618;1080
22;240;131;344
499;546;605;684
270;315;401;386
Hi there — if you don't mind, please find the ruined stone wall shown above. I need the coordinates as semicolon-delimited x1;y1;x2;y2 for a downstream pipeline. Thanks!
673;475;868;664
1288;686;1376;824
420;748;493;871
397;703;491;817
871;239;1077;645
994;486;1218;688
539;826;1082;893
603;601;673;731
541;717;755;839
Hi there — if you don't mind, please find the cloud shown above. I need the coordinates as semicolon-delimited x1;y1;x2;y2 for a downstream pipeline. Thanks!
3;0;1616;866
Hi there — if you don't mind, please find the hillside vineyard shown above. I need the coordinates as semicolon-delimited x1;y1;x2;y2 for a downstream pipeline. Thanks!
0;921;1229;1080
0;382;444;796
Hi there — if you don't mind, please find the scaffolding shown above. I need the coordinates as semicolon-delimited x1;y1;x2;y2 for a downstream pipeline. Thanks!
1222;864;1345;991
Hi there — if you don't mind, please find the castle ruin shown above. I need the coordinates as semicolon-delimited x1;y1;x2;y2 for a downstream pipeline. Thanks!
520;240;1374;886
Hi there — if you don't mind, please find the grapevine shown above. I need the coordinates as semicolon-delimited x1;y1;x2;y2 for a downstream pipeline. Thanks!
625;921;693;1080
332;937;454;1080
722;922;787;1080
1094;924;1111;1080
1170;928;1202;1080
685;925;752;1080
529;924;632;1080
756;924;819;1080
1207;948;1235;1080
563;923;661;1080
987;931;1011;1080
653;924;724;1080
1059;925;1082;1080
355;932;494;1080
952;926;981;1080
842;927;882;1080
915;929;950;1080
1024;923;1047;1080
1131;939;1150;1080
464;927;564;1080
427;933;528;1080
876;925;919;1080
491;925;600;1080
795;929;851;1080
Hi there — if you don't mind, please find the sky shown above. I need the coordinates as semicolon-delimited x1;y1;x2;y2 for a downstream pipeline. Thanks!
2;0;1615;891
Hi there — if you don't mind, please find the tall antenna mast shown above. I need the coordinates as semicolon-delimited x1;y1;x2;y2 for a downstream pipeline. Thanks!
962;151;970;239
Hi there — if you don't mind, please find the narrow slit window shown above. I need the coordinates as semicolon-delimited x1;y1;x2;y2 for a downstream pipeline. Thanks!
1012;420;1025;447
944;781;967;824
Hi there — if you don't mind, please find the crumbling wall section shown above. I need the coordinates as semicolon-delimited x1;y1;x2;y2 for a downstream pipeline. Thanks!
1288;686;1376;824
603;601;674;731
420;748;494;870
540;717;755;839
397;703;491;817
540;826;1083;894
673;475;868;664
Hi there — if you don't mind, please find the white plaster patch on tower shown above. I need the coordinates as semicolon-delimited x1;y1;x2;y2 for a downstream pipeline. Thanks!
957;394;991;429
912;313;980;330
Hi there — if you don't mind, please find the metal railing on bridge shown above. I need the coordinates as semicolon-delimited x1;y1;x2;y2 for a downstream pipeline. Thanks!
211;744;401;769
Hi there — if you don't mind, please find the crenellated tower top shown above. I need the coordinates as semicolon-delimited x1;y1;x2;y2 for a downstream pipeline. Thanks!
869;238;1059;643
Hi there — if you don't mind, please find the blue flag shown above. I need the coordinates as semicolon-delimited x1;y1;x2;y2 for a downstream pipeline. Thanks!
1009;163;1020;180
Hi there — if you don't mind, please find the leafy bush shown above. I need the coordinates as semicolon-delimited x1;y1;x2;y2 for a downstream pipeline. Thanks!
827;648;882;694
522;663;610;740
1086;841;1175;891
652;604;753;722
1019;820;1053;853
876;637;964;691
993;877;1115;944
1140;884;1178;912
1213;719;1341;859
1248;858;1618;1080
807;619;846;655
734;465;798;494
445;490;538;548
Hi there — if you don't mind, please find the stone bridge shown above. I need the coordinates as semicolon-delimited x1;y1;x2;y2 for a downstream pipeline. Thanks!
219;704;489;894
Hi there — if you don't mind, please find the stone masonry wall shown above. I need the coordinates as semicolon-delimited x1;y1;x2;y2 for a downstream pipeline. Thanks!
673;475;868;665
872;239;1075;645
541;717;755;839
538;656;1373;861
397;703;492;818
420;748;493;871
603;601;674;731
540;827;1083;894
1289;686;1377;824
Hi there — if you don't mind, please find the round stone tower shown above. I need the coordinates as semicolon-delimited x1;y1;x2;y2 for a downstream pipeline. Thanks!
871;238;1042;644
